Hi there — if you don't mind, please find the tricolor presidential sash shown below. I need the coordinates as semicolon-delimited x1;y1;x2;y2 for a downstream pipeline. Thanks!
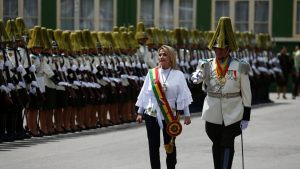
149;67;182;137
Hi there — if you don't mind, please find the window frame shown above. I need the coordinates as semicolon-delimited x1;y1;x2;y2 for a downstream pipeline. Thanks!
293;0;300;37
137;0;196;29
211;0;272;35
56;0;117;31
0;0;41;27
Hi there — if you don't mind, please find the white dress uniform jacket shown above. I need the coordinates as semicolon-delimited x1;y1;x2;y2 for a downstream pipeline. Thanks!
192;57;252;126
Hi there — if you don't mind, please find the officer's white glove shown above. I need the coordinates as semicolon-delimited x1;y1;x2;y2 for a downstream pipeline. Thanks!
29;86;37;94
94;83;101;89
240;120;249;130
58;81;65;86
7;83;15;90
0;85;9;93
61;66;67;72
18;81;26;88
73;80;81;86
31;81;38;88
5;60;13;69
191;70;202;84
79;65;85;71
17;65;25;73
29;65;36;72
71;64;78;71
92;68;98;74
0;61;4;70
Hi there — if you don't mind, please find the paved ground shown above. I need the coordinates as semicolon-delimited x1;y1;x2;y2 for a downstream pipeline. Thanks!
0;93;300;169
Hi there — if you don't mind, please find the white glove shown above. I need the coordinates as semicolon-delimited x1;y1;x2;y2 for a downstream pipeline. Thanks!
71;64;78;71
29;65;36;72
0;85;9;93
240;120;249;130
94;83;101;89
81;82;88;87
29;86;37;94
58;81;65;86
0;61;4;70
61;66;67;72
7;83;15;90
191;70;202;84
92;68;98;74
18;81;26;88
31;81;38;87
73;80;81;86
17;65;25;73
79;65;85;71
5;60;13;69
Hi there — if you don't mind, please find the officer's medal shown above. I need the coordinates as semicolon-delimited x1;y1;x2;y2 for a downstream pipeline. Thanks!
219;77;226;86
216;57;230;87
166;120;182;137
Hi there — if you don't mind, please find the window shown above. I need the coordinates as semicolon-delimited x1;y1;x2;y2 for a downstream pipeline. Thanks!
3;0;18;23
160;0;174;29
24;0;39;28
235;1;249;32
137;0;196;29
99;0;114;31
139;0;154;27
254;1;269;33
214;0;229;28
212;0;271;34
179;0;193;29
296;0;300;34
1;0;40;29
60;0;75;30
58;0;115;31
79;0;94;29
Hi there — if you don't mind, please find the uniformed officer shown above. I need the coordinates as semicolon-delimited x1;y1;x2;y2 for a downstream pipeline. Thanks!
26;26;46;137
191;17;252;169
0;19;14;142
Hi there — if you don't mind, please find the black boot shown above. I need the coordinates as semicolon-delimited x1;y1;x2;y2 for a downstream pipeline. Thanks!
220;148;234;169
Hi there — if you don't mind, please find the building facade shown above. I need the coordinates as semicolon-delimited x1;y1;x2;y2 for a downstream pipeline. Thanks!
0;0;299;51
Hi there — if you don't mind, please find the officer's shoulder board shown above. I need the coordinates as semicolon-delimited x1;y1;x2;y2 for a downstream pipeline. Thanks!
198;58;213;69
198;58;213;63
238;59;251;74
198;58;213;65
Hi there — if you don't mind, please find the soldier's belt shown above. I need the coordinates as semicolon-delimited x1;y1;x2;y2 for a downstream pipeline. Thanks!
207;92;240;99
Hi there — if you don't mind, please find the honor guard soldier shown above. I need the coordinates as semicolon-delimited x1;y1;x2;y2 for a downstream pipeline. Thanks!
135;22;151;72
69;31;88;130
25;26;46;137
4;19;30;141
0;19;15;142
15;17;35;139
191;17;252;169
144;28;159;68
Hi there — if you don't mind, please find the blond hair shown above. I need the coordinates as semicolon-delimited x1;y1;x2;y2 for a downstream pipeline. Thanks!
158;45;177;69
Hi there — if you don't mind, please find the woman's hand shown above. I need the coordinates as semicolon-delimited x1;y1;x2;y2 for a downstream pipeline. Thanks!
136;114;143;123
184;116;191;125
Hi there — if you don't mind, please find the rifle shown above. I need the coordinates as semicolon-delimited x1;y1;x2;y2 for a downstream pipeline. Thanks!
0;50;13;106
0;35;14;106
10;28;30;106
52;53;76;100
23;39;45;102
